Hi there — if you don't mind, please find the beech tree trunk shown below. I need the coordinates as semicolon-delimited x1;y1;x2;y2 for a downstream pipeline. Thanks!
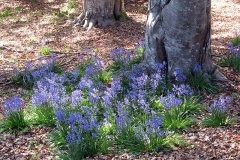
73;0;125;31
142;0;226;80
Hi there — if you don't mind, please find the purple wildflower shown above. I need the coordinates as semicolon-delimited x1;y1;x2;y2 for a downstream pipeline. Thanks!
193;64;203;72
55;108;66;122
78;77;94;89
173;84;193;97
209;96;232;113
71;90;83;108
173;69;186;82
160;93;182;110
2;96;24;116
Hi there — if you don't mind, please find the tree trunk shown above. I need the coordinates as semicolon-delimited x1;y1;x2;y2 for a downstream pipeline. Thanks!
142;0;226;80
73;0;125;31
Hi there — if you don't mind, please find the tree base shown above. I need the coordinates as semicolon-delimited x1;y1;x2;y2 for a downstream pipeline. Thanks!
73;0;125;31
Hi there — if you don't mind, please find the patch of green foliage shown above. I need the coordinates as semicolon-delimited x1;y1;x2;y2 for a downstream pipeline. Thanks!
219;55;240;71
0;8;11;18
39;46;52;55
187;70;219;94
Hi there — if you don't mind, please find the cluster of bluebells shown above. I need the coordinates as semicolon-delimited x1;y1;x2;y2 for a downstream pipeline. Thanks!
31;77;70;108
123;63;166;113
62;69;79;85
110;47;136;70
209;96;232;113
100;77;123;124
28;45;197;152
25;54;57;83
1;96;24;116
134;114;165;143
159;93;183;110
55;106;101;146
172;84;193;97
173;69;186;82
110;47;133;62
115;101;131;134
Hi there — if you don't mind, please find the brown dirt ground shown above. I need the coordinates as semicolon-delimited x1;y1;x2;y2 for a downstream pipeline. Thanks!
0;0;240;159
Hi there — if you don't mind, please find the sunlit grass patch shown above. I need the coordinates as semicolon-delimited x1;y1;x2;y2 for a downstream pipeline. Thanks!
39;46;52;55
0;8;11;18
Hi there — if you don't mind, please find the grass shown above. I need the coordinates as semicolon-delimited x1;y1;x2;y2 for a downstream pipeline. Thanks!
0;8;11;18
39;46;52;55
219;54;240;72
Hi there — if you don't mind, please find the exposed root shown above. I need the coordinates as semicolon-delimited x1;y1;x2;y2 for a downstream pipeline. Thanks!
213;69;229;81
73;0;123;30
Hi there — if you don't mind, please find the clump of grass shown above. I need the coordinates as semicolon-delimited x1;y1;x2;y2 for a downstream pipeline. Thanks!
159;94;199;131
219;55;240;71
49;19;57;24
0;8;11;18
39;46;52;55
15;7;22;14
187;64;219;94
26;104;56;127
67;0;77;9
230;35;240;47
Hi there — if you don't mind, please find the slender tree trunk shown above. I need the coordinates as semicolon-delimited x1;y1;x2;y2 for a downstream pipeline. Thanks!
73;0;125;31
142;0;226;80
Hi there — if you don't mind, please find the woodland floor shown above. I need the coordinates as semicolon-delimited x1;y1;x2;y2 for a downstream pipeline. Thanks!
0;0;240;159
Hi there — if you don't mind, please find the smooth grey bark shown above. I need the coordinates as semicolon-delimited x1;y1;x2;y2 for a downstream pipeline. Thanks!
73;0;125;31
142;0;226;80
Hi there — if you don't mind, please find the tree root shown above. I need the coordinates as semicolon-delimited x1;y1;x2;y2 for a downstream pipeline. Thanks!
213;69;228;81
73;11;116;31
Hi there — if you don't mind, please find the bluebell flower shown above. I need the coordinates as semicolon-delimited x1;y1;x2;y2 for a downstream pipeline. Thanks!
66;131;77;146
173;69;186;82
110;47;126;62
111;77;122;92
25;61;35;71
227;32;240;55
160;93;182;110
67;112;77;125
93;58;104;71
209;96;232;113
115;102;131;132
55;108;66;122
2;96;24;116
78;77;94;90
78;54;84;60
88;88;100;105
172;84;193;97
193;64;203;72
50;53;56;63
32;77;69;108
102;94;112;108
134;114;164;144
71;90;83;108
155;62;166;72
